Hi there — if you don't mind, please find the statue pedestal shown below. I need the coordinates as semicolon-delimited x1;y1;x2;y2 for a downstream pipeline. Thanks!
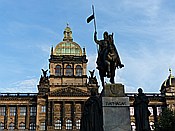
102;84;131;131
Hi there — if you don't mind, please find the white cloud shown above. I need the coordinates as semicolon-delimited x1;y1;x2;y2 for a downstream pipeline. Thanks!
37;44;51;54
0;78;38;93
87;53;97;71
123;0;161;18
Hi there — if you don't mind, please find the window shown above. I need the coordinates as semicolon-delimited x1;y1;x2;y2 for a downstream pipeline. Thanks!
19;122;25;130
75;65;82;76
148;107;153;116
0;107;5;116
30;107;36;116
55;119;62;129
10;107;16;116
0;122;4;130
150;122;154;131
29;123;36;130
66;119;72;130
40;122;45;130
55;65;62;76
131;122;136;131
20;107;26;116
76;119;81;129
130;107;134;116
8;122;15;130
157;107;162;116
66;65;73;76
41;106;46;113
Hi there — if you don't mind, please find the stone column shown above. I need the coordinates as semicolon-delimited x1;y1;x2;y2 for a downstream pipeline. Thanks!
72;101;76;129
153;106;158;123
46;100;51;126
46;100;53;131
4;105;8;130
61;63;64;85
51;101;54;126
72;63;75;76
25;105;30;129
15;106;18;129
62;101;66;130
102;84;131;131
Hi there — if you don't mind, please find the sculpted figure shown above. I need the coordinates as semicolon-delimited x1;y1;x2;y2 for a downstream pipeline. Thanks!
94;31;124;87
80;88;103;131
88;70;98;84
41;69;48;78
134;88;151;131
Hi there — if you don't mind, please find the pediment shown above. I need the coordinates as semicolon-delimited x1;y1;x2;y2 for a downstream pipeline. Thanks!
49;87;90;97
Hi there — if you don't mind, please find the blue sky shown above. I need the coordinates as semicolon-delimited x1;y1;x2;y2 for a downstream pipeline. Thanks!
0;0;175;93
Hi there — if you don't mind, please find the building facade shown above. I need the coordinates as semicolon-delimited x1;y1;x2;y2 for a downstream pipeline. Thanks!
0;25;175;131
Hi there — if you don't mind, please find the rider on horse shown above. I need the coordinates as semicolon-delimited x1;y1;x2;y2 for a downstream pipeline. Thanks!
94;31;124;86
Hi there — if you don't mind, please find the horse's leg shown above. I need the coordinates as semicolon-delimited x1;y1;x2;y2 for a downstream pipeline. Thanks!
110;61;115;84
99;69;105;87
100;76;105;87
105;60;111;78
110;76;114;84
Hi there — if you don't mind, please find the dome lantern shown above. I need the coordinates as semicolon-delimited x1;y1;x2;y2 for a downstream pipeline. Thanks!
63;23;73;42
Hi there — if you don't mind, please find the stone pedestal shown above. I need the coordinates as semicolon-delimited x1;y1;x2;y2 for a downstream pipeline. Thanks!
102;84;131;131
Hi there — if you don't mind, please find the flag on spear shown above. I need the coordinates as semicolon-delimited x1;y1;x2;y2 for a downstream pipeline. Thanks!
87;13;94;23
86;5;97;32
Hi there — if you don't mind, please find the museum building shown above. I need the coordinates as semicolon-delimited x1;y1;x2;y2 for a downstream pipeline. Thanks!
0;25;175;131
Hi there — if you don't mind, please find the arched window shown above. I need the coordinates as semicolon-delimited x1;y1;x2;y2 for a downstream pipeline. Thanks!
29;123;36;130
55;65;62;76
76;119;81;129
55;119;62;129
8;122;15;130
19;122;25;130
131;122;136;131
0;122;4;130
75;65;82;76
66;119;72;130
66;65;73;76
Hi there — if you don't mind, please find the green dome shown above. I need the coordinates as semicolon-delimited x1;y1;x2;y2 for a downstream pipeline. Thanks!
54;41;82;56
53;25;82;56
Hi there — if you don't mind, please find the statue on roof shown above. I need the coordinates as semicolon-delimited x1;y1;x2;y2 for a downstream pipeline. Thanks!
42;69;48;78
94;31;124;87
39;69;49;84
88;70;98;85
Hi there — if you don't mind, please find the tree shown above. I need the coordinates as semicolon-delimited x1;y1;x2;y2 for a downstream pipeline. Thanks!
155;108;175;131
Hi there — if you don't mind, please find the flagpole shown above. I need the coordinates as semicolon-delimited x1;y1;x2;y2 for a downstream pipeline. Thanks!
91;5;99;54
92;5;97;32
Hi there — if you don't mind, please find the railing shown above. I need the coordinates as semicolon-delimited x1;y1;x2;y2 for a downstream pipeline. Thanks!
126;93;162;97
0;93;38;97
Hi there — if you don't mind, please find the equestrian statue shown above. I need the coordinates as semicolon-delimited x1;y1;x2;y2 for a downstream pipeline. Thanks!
94;31;124;87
